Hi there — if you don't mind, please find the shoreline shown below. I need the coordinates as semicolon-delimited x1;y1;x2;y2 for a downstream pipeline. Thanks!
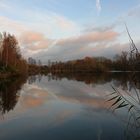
0;70;140;79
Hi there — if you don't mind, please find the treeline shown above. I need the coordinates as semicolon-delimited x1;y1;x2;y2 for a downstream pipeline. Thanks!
0;32;28;76
27;57;49;75
0;31;140;76
48;27;140;73
48;51;140;73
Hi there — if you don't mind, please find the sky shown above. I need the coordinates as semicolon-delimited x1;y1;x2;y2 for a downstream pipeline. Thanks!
0;0;140;63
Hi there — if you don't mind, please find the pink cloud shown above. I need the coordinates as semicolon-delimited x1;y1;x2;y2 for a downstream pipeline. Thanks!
20;31;45;44
57;30;119;46
19;31;53;51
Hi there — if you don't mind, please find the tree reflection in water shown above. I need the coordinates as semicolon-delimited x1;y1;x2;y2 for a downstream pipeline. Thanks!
0;76;27;115
28;74;42;84
0;72;140;140
40;72;140;140
27;72;140;92
47;72;140;91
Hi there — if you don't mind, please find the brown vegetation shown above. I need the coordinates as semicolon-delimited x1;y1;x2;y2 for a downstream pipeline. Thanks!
47;50;140;73
0;32;28;76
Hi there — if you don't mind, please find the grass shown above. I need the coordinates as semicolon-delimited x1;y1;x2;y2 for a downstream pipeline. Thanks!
107;83;140;139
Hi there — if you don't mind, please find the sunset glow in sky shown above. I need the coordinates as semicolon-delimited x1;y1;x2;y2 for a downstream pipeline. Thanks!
0;0;140;63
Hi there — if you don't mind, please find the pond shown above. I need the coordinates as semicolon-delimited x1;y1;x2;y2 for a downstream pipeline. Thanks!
0;72;140;140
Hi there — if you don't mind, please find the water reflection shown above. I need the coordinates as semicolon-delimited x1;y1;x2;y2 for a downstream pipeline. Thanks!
106;76;140;140
28;74;42;84
27;73;140;113
41;72;140;140
1;72;139;115
45;72;140;91
0;77;27;115
0;72;140;140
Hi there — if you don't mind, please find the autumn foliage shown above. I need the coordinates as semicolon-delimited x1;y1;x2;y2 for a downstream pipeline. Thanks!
0;32;28;75
48;51;140;73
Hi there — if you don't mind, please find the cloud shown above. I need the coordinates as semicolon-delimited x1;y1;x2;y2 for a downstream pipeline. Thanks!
20;31;45;44
34;25;140;63
0;16;27;33
57;30;119;46
18;9;80;39
0;14;79;58
19;31;54;52
0;11;80;57
53;14;77;31
0;13;128;63
1;0;139;63
96;0;101;13
84;23;117;33
33;29;120;62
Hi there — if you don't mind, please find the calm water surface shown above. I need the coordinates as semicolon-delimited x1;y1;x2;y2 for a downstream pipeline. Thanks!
0;73;140;140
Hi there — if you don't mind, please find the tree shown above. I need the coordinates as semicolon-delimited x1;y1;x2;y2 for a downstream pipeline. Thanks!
0;32;28;74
